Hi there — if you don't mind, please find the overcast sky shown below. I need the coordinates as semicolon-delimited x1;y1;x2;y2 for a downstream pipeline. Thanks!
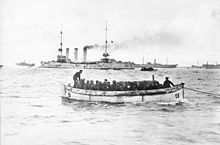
1;0;220;66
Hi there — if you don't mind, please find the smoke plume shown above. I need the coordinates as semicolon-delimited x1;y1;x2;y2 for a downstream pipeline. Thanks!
83;44;104;50
112;31;183;50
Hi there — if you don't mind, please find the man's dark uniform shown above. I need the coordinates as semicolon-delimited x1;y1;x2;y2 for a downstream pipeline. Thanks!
163;77;174;88
73;70;82;87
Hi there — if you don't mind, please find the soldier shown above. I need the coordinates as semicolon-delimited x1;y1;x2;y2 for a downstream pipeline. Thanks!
73;70;83;87
163;77;174;88
133;81;138;90
103;79;109;91
94;80;99;90
110;80;117;91
99;81;104;90
90;80;95;90
79;79;85;89
85;80;90;90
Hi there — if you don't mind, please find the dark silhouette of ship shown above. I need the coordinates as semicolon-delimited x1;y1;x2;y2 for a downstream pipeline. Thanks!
202;62;220;69
191;62;220;69
145;59;177;68
16;61;35;67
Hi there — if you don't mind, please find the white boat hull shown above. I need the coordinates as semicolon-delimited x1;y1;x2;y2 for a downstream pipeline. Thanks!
62;84;185;103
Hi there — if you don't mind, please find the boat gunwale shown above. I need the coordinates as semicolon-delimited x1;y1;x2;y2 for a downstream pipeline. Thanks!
64;84;183;97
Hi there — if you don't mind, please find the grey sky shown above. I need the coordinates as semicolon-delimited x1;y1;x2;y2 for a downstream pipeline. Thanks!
1;0;220;66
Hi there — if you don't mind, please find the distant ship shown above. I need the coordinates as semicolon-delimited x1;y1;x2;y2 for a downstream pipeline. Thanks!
16;61;35;67
145;59;177;68
0;65;3;68
140;67;157;71
202;63;220;69
191;65;203;69
40;22;135;70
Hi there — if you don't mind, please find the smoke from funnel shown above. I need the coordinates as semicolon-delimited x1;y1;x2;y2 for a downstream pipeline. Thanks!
111;31;182;51
83;44;105;62
74;48;78;62
83;44;104;50
66;48;69;62
83;47;87;62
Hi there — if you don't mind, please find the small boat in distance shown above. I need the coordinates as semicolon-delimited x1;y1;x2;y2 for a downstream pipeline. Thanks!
0;65;3;68
140;67;157;71
16;61;35;67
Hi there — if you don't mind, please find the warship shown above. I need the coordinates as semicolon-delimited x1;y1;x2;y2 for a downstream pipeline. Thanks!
145;59;177;68
40;23;135;69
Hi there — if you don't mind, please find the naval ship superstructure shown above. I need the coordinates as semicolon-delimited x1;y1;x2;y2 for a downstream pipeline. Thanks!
40;24;135;69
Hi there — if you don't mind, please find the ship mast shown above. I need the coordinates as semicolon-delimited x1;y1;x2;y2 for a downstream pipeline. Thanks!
103;20;109;60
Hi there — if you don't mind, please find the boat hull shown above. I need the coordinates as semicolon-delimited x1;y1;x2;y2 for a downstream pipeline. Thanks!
146;64;178;68
62;85;185;103
16;62;35;67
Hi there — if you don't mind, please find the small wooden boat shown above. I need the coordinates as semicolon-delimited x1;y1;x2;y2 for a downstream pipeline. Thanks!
62;83;185;104
140;67;157;71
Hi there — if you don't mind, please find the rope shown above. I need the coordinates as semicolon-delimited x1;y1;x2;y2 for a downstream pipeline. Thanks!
184;87;220;96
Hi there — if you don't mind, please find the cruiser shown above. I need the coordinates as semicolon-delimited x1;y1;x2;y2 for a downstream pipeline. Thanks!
40;22;135;69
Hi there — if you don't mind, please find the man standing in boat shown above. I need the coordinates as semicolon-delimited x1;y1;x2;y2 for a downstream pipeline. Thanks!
163;77;174;88
73;70;83;87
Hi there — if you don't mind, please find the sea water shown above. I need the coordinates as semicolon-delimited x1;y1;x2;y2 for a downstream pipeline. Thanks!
1;67;220;145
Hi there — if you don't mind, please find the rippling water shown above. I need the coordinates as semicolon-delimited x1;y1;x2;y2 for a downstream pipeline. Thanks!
1;67;220;145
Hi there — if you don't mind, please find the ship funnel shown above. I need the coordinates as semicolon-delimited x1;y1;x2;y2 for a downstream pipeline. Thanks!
74;48;78;62
83;47;87;62
66;48;69;62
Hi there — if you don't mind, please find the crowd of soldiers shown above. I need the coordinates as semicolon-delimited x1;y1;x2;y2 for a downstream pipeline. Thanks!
72;70;174;91
73;79;164;91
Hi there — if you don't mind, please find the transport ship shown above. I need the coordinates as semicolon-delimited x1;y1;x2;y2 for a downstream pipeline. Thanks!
145;59;177;68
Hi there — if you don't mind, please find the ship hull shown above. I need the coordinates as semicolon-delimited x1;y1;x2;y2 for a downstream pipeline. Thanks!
40;61;135;69
146;64;177;68
202;64;220;69
191;65;203;69
16;63;35;67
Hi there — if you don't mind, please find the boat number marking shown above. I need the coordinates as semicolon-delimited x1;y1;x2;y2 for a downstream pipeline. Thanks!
117;96;123;102
142;96;144;102
175;93;179;98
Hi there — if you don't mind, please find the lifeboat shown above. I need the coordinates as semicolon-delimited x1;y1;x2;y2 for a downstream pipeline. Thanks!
62;83;185;104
